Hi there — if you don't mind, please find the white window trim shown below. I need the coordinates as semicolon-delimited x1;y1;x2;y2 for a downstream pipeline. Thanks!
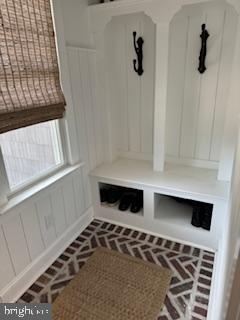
0;0;81;207
5;120;66;197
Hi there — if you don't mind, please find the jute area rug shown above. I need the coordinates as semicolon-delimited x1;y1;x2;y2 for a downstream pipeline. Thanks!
52;247;172;320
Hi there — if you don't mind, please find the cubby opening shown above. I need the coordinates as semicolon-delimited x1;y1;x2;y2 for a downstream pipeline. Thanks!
98;182;144;216
154;193;213;231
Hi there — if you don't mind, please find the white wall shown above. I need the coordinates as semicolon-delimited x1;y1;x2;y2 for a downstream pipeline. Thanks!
60;0;93;48
0;0;95;302
0;165;92;302
105;13;155;161
166;2;238;168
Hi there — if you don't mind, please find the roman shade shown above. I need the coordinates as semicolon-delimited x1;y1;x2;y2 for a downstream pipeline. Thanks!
0;0;66;134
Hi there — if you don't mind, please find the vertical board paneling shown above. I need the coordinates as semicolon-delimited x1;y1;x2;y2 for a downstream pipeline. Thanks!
0;226;15;290
36;195;56;247
166;3;237;167
82;165;92;210
179;9;204;158
72;170;85;217
20;204;45;260
141;15;155;154
88;52;104;166
126;19;141;153
67;48;89;165
3;215;30;275
166;15;189;157
194;8;225;160
50;188;67;237
62;179;77;226
78;51;97;170
106;13;155;158
210;7;238;161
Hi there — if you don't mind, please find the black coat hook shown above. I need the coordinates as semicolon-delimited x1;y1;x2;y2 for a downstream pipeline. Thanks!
133;31;144;76
198;24;209;74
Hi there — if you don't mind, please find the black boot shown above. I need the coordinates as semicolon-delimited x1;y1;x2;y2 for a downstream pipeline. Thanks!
191;203;202;228
201;204;213;231
130;191;143;213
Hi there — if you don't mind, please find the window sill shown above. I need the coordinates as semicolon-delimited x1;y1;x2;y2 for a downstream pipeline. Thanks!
0;162;85;216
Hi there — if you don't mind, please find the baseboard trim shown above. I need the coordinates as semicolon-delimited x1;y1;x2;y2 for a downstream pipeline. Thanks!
0;207;94;303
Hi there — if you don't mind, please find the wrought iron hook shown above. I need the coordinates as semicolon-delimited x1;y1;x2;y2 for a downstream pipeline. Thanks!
198;23;209;74
133;31;144;76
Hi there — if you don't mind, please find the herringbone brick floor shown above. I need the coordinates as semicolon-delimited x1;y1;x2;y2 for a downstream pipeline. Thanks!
18;219;215;320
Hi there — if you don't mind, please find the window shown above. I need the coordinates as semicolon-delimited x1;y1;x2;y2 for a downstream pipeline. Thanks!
0;120;64;190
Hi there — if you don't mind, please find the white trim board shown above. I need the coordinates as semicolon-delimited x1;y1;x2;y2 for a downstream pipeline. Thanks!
0;208;93;303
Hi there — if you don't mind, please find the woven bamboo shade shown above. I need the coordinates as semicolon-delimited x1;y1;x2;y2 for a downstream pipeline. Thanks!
0;0;66;134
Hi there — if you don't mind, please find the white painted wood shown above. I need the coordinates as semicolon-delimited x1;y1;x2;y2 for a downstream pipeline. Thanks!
165;2;238;172
0;208;93;303
78;51;98;170
166;14;189;157
72;170;85;217
88;52;104;166
153;22;170;171
209;6;237;162
194;7;225;160
0;226;15;290
67;48;90;165
62;179;77;226
36;195;57;247
140;15;155;154
50;188;67;237
179;8;204;159
0;146;10;207
105;14;155;161
82;165;92;210
90;158;230;202
51;0;81;165
218;14;240;181
126;18;141;153
20;204;45;260
2;215;31;275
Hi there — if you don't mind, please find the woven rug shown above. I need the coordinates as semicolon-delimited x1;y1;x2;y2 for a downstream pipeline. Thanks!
52;247;172;320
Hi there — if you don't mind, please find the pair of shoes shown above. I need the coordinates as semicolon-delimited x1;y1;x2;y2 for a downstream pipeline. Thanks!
100;187;122;206
118;191;143;213
191;202;213;231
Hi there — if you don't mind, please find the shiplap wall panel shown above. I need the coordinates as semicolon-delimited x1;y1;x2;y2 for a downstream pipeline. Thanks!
141;16;155;154
72;170;85;217
179;10;204;159
82;165;92;209
51;188;67;237
194;8;225;160
67;48;89;166
210;6;238;161
67;47;103;170
106;14;155;159
166;15;189;157
0;226;15;289
36;195;57;248
2;215;30;275
20;204;45;260
126;19;141;153
166;3;238;167
78;52;98;170
62;180;77;226
88;54;104;166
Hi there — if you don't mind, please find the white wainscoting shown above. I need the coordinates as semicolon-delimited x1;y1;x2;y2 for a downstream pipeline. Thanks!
0;164;93;303
105;13;155;159
67;47;104;170
165;2;238;167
